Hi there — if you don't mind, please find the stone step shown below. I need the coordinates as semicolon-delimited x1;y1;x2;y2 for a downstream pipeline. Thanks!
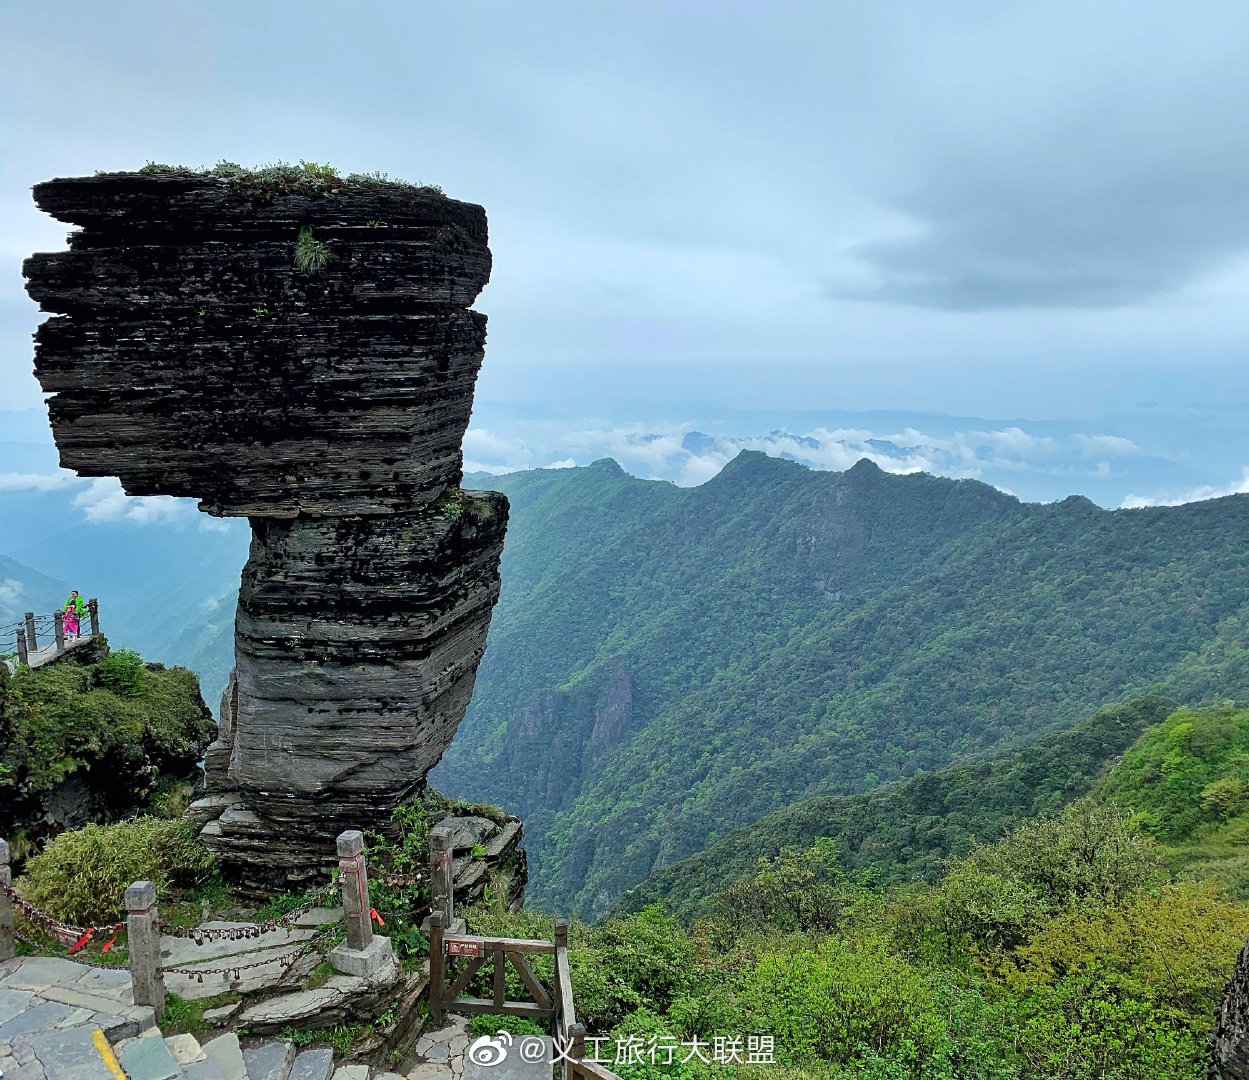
117;1031;183;1080
201;1032;248;1080
183;1058;229;1080
165;1032;209;1067
289;1047;334;1080
241;1039;297;1080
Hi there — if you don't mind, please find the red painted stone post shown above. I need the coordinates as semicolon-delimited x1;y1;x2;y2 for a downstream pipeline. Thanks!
329;829;395;978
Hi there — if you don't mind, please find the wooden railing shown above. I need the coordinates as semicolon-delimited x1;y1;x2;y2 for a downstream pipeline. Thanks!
555;927;620;1080
425;819;622;1079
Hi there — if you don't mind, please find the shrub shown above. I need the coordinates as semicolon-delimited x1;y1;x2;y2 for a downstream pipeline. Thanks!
960;799;1163;909
18;817;216;925
712;838;875;936
97;649;146;697
1007;883;1249;1028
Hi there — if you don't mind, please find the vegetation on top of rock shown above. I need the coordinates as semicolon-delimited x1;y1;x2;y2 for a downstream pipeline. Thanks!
129;159;447;196
0;639;216;844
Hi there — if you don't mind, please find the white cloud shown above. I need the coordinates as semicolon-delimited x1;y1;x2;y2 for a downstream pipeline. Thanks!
70;477;195;525
1120;467;1249;508
0;470;83;492
458;418;1148;496
1073;434;1143;457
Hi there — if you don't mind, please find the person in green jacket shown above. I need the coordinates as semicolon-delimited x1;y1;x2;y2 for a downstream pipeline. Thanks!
63;590;86;639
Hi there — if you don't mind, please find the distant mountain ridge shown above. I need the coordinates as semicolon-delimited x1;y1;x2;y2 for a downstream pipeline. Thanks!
437;452;1249;916
0;553;69;631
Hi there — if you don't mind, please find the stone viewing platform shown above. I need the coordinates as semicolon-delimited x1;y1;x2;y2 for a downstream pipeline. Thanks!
24;165;508;891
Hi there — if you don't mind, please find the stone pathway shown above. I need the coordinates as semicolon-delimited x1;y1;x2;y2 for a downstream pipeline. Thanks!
3;632;97;675
1;951;554;1080
400;1016;554;1080
0;954;155;1079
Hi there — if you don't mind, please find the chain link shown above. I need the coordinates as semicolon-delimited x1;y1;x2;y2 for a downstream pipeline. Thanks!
1;880;124;943
372;868;430;888
157;882;337;943
13;929;126;971
164;921;344;984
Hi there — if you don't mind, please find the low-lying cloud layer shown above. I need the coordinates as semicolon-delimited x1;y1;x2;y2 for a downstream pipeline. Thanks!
462;416;1227;508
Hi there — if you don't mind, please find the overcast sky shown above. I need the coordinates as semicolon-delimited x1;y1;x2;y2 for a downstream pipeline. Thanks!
1;0;1246;422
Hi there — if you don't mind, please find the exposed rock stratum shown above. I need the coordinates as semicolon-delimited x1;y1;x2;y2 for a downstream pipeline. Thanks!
24;170;507;892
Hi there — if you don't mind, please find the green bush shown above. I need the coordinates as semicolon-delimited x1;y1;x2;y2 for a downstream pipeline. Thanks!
96;649;146;697
18;817;216;925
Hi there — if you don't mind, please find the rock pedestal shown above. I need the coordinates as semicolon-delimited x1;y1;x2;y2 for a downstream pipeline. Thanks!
25;169;507;891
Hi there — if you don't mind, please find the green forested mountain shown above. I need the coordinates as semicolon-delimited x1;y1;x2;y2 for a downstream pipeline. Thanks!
435;453;1249;916
472;699;1249;1080
612;695;1180;921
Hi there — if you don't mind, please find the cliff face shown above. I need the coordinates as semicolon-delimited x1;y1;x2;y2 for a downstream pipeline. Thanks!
1212;939;1249;1079
24;169;507;892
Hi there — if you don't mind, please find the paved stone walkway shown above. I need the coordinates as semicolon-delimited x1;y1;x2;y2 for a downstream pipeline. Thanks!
0;954;155;1079
0;954;554;1080
400;1017;553;1080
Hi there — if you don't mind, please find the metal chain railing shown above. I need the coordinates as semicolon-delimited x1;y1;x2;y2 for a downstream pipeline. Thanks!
14;928;127;971
371;867;430;888
0;879;124;945
157;881;338;943
163;918;345;985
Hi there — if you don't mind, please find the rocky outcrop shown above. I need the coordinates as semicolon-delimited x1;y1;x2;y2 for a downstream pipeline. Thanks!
1212;937;1249;1078
0;641;215;856
24;169;507;892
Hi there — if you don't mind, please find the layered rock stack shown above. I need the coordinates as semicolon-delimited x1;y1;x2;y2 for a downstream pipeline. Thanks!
24;168;508;892
1211;935;1249;1078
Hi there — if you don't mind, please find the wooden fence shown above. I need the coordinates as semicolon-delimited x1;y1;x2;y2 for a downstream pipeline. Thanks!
424;822;621;1079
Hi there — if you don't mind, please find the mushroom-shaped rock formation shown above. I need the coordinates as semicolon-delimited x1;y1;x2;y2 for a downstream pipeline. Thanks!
24;168;508;892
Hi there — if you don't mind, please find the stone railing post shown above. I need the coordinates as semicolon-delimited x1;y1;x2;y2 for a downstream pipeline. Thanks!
0;839;14;961
431;824;454;926
126;880;165;1014
15;628;27;667
53;611;64;653
23;612;35;651
88;598;99;637
329;829;395;977
337;830;372;952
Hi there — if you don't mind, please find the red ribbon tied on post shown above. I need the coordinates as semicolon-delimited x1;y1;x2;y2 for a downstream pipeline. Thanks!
370;907;385;927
